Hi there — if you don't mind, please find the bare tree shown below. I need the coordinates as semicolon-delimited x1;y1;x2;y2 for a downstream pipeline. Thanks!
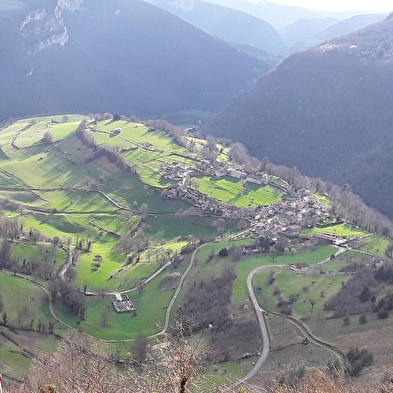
139;203;149;221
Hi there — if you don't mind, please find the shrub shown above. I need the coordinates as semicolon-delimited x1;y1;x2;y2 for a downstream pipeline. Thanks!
218;247;229;257
358;314;367;324
377;308;389;319
345;347;374;377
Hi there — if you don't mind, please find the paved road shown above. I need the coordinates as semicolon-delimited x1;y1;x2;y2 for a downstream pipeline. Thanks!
227;264;281;389
228;245;348;388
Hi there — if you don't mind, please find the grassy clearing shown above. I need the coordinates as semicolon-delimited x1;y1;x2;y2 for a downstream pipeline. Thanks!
87;120;201;189
0;272;53;327
11;242;67;270
301;223;367;237
315;193;331;206
232;245;337;301
252;254;358;320
97;121;190;154
10;117;84;148
0;169;27;187
189;240;336;302
357;235;390;255
20;214;85;238
74;233;125;290
195;176;282;207
201;359;255;388
0;334;32;380
146;215;218;240
111;187;188;213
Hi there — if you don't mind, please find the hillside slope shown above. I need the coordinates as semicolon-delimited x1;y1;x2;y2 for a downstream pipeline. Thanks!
148;0;288;54
208;14;393;219
0;0;268;122
288;13;387;52
279;16;338;46
203;0;358;29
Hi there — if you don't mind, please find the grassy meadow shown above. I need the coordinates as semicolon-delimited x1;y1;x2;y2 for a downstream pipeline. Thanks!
195;176;283;207
0;115;237;293
301;223;366;237
251;249;372;321
0;272;54;328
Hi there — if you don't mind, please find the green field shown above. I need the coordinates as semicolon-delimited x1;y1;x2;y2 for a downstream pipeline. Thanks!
88;121;198;188
188;240;336;301
11;242;67;271
0;116;240;293
0;272;53;328
195;176;283;207
255;265;347;318
301;223;366;237
357;235;390;255
250;250;372;320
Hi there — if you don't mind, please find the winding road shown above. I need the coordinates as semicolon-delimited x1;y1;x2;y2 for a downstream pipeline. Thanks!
227;245;347;388
10;242;348;386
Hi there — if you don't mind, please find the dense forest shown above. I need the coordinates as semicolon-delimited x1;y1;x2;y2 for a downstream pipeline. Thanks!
208;14;393;219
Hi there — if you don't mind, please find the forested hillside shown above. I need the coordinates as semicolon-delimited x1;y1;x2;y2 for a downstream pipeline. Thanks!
208;13;393;219
149;0;288;54
284;13;386;51
0;0;268;122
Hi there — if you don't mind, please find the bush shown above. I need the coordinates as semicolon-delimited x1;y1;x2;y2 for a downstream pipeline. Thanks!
273;286;281;296
180;244;196;254
218;247;228;257
358;314;367;324
280;304;293;315
377;308;389;319
345;347;374;377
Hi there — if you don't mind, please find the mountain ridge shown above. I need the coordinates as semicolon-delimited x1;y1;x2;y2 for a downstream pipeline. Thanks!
148;0;288;54
207;14;393;219
0;0;269;122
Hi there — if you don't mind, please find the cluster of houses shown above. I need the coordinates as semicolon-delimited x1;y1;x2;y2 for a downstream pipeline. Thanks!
250;190;333;240
196;160;265;185
161;159;266;184
161;163;192;181
160;159;340;247
162;183;239;217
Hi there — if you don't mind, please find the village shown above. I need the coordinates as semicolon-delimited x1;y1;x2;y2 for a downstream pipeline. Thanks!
160;159;340;245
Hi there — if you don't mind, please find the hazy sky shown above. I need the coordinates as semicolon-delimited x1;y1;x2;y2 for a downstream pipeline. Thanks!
265;0;391;13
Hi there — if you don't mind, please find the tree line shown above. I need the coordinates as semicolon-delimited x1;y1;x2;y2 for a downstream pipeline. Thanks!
76;121;132;173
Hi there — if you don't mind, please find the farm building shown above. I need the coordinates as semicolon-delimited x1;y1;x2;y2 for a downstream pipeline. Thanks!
289;263;309;271
246;174;264;184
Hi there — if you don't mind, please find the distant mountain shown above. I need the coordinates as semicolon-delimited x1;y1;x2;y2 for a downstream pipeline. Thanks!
0;0;269;122
288;13;387;52
208;14;393;219
279;17;338;47
203;0;359;29
148;0;288;54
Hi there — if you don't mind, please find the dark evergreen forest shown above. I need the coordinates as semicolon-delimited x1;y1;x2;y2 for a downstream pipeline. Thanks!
209;14;393;219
